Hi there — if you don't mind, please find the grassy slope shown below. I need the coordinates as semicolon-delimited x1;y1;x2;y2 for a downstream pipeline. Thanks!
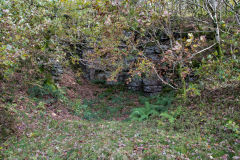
0;71;239;160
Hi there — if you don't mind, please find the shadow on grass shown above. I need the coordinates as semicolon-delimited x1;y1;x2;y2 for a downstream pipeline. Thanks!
73;85;176;121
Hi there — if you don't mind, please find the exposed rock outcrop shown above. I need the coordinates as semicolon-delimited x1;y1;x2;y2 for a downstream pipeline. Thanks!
75;43;166;94
67;31;177;94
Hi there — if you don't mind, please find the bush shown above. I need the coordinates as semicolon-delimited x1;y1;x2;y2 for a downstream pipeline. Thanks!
1;0;239;94
27;80;63;101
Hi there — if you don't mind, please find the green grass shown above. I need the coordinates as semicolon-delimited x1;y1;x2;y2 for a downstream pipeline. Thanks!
74;89;141;121
2;115;239;159
1;86;240;159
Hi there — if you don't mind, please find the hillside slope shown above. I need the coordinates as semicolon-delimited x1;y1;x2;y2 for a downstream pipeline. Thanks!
0;69;239;159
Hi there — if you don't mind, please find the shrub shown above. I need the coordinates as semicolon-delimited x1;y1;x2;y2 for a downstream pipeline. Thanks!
27;79;63;100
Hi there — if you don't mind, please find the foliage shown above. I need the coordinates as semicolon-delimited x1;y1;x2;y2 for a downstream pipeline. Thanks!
0;0;66;81
0;0;239;94
130;92;174;121
28;81;63;100
73;100;98;120
130;102;159;121
197;56;240;89
225;120;240;135
50;0;239;96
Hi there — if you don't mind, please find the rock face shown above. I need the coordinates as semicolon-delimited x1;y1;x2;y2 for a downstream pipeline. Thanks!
51;62;64;82
127;77;163;94
71;31;173;94
74;43;165;94
128;78;143;91
143;78;162;93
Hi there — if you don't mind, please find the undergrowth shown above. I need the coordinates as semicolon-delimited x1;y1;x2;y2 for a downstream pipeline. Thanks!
0;75;239;159
130;92;175;121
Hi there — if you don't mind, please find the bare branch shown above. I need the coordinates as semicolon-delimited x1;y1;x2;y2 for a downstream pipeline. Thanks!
186;43;216;61
152;66;178;90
